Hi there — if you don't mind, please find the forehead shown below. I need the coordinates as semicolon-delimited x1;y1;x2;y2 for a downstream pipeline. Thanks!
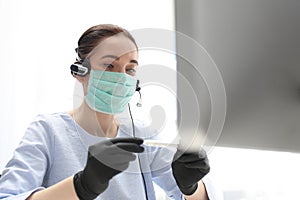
90;34;138;58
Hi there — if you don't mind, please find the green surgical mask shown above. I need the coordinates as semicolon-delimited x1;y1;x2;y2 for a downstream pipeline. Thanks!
85;69;137;114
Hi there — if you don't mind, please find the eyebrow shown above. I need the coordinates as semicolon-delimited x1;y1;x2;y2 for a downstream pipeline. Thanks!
101;55;139;65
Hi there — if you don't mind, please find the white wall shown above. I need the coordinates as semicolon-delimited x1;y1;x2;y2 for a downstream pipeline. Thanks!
210;147;300;200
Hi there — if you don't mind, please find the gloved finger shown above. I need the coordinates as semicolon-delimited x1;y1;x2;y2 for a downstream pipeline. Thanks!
92;148;137;161
176;153;207;162
107;153;137;163
115;143;144;153
184;159;210;170
110;137;144;145
115;162;131;172
104;160;131;172
198;148;208;158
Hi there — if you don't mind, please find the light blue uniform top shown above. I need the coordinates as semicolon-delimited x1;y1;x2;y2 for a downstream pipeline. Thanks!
0;112;221;200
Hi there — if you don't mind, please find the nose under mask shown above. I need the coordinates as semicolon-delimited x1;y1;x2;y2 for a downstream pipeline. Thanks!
85;69;137;114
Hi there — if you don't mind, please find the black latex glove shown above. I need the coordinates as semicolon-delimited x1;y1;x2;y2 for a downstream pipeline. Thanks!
73;137;144;200
172;148;210;195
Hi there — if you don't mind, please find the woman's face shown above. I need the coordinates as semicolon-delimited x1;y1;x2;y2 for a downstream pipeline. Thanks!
79;34;138;95
88;34;138;76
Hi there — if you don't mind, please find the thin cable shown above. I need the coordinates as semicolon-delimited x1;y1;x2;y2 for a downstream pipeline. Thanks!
136;91;142;107
128;103;149;200
128;103;136;137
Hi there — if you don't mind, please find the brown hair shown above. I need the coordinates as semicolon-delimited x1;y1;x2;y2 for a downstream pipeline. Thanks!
76;24;138;61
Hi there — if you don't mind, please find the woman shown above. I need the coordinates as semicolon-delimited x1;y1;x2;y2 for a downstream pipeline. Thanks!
0;24;216;200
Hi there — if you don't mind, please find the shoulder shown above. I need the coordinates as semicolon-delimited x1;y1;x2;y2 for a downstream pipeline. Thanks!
29;112;71;129
31;112;70;123
22;112;71;142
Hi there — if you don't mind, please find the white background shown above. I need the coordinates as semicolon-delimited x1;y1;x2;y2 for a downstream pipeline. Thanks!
1;0;300;199
0;0;175;169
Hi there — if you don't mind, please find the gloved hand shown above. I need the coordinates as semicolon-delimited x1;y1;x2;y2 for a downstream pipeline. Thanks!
73;137;144;200
172;148;210;195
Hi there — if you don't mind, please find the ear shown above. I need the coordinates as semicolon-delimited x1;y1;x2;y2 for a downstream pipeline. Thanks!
72;73;87;84
73;73;90;96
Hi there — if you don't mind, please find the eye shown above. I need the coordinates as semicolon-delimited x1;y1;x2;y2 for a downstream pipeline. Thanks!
103;64;114;70
126;68;137;75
